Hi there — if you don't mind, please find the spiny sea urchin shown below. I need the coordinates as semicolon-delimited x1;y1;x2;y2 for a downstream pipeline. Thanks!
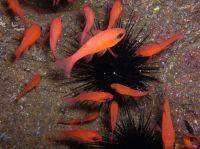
62;13;160;97
81;100;163;149
56;7;161;129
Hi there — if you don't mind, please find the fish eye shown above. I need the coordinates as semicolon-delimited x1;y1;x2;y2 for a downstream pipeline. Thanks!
117;33;124;39
92;137;99;141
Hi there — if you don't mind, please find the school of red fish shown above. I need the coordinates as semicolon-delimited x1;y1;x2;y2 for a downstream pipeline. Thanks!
6;0;199;148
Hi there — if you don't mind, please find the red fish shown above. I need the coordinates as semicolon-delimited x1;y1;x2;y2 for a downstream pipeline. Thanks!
55;28;126;77
15;74;42;102
182;133;200;149
14;24;42;62
50;17;62;60
6;0;28;24
56;128;102;142
80;3;95;46
111;83;148;97
63;91;113;104
110;101;118;141
162;96;175;149
182;137;194;149
108;0;122;29
135;32;183;57
58;112;99;125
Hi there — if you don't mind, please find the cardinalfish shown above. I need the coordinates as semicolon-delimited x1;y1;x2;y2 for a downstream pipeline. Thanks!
182;133;200;149
15;74;42;102
162;96;175;149
58;112;99;125
56;128;102;143
107;0;122;29
110;101;118;141
79;3;95;46
6;0;28;24
111;83;148;97
14;24;42;62
55;28;126;77
135;32;183;57
50;17;62;60
63;91;113;104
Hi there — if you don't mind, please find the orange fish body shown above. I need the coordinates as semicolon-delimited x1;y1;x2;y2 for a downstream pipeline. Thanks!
110;101;118;141
135;32;183;57
58;112;99;125
182;134;200;149
15;74;42;102
111;83;148;97
182;137;194;149
14;24;42;62
80;3;95;46
107;0;122;29
63;91;113;104
56;28;126;77
50;17;62;59
7;0;28;24
57;128;102;142
162;96;175;149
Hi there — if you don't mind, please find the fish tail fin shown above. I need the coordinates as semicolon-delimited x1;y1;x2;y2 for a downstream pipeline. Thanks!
84;54;93;63
109;133;114;143
57;119;81;125
15;91;25;102
80;30;90;46
22;17;28;24
13;57;19;64
133;47;142;57
57;112;99;125
110;101;118;138
13;47;21;63
55;56;75;77
79;31;85;46
162;32;183;48
56;130;71;140
13;45;27;63
171;32;183;41
62;97;78;104
51;50;57;60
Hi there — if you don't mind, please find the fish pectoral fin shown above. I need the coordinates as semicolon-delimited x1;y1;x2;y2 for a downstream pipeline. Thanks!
108;48;118;58
97;49;107;57
34;87;40;93
84;54;94;63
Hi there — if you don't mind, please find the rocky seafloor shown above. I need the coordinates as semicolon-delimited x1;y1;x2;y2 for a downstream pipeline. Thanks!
0;0;199;148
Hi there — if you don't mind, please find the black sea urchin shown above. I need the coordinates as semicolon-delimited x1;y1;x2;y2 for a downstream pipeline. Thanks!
82;100;163;149
63;14;160;97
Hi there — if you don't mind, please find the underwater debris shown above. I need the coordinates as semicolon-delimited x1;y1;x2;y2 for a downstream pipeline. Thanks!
0;132;11;142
